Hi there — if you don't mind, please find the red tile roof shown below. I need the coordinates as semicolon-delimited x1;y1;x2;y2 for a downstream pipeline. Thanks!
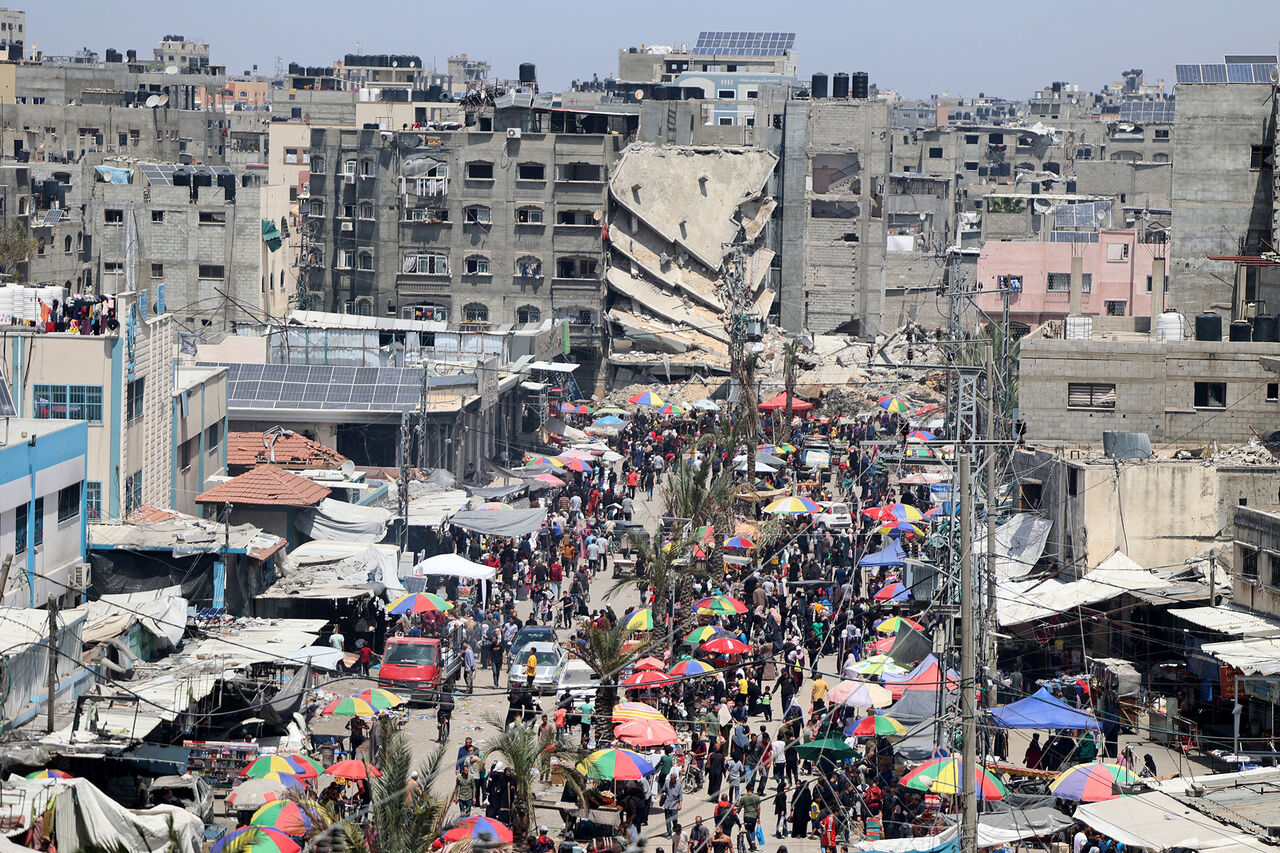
195;465;331;508
227;431;348;471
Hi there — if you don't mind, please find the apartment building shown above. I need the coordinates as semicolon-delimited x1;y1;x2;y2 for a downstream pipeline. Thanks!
618;31;798;83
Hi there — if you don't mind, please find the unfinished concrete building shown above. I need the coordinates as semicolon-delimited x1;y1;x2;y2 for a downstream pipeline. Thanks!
604;144;776;381
779;97;890;335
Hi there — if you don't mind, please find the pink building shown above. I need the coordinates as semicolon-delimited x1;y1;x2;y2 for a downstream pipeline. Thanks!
974;229;1165;325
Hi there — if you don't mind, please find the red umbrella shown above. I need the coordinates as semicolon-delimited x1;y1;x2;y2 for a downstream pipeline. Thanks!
615;718;679;747
325;759;382;780
634;657;666;671
701;636;750;655
622;670;670;688
443;817;514;844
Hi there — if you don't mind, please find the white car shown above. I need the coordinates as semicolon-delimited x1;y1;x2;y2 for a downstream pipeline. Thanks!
508;641;568;693
815;501;853;529
556;658;601;700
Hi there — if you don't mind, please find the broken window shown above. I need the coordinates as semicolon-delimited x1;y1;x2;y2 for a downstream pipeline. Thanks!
517;162;545;180
1193;381;1226;409
199;211;225;224
557;210;594;226
104;208;124;224
1067;383;1116;410
465;206;491;224
559;163;602;182
465;255;490;275
1106;242;1130;262
198;264;225;279
928;147;943;158
466;161;494;180
516;256;543;278
516;207;543;224
1250;145;1274;170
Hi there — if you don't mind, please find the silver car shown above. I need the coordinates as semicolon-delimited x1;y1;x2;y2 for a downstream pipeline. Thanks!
508;641;567;693
148;774;214;823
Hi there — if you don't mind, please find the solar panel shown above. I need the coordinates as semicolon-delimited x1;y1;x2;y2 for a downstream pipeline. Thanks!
1200;64;1228;83
0;375;17;418
694;31;795;56
41;208;64;226
1118;101;1175;123
1175;64;1201;84
1254;63;1276;83
1227;63;1253;83
1226;54;1278;65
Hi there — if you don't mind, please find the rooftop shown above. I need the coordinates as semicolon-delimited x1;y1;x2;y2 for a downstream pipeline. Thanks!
90;505;286;561
194;465;331;508
227;430;348;471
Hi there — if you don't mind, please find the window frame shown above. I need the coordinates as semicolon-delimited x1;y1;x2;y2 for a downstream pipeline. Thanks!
516;162;546;181
126;377;145;423
1193;381;1227;409
14;501;27;554
57;483;80;523
85;482;101;521
1066;382;1116;411
33;384;104;424
33;497;43;547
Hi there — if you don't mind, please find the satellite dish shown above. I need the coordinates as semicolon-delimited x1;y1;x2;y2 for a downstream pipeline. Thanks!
302;112;311;124
1272;66;1279;83
340;459;356;475
165;64;179;75
156;93;170;107
145;94;160;108
634;89;645;100
593;210;602;222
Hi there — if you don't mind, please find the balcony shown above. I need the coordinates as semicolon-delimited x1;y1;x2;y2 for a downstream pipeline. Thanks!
397;278;452;296
551;276;602;293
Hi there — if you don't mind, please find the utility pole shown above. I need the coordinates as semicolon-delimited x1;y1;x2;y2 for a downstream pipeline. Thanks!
984;343;999;706
782;338;797;444
959;452;977;853
46;594;58;734
721;245;750;470
398;410;411;554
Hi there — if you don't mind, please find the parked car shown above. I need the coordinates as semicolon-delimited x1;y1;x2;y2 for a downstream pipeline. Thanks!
510;625;557;662
508;641;568;693
148;775;214;823
815;501;853;529
556;658;601;700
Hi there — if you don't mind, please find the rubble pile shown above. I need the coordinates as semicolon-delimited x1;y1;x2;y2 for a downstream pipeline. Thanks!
1208;438;1280;466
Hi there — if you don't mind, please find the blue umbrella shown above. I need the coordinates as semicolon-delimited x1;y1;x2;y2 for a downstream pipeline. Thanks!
592;415;623;425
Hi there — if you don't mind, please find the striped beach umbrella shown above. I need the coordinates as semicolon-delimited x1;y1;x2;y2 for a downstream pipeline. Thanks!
695;594;748;615
685;626;727;644
1049;763;1138;802
658;403;686;416
578;748;656;780
845;714;907;737
874;615;924;634
879;521;923;536
385;592;454;615
850;655;908;676
325;759;382;780
612;701;665;722
24;770;71;780
901;757;1007;800
762;495;821;514
827;679;893;708
615;718;679;747
477;501;514;510
628;390;665;407
320;697;378;716
877;396;910;413
241;755;315;780
250;801;316;836
353;688;406;710
906;430;937;442
212;827;300;853
668;659;715;678
723;535;755;550
560;457;594;474
622;670;670;688
625;609;654;630
443;816;514;844
874;581;910;603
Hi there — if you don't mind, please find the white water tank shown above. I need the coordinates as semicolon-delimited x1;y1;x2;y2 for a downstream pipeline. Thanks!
1155;311;1186;342
1065;316;1093;340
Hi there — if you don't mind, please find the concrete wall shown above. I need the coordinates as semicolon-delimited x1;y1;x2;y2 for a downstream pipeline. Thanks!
1232;505;1280;619
172;366;227;516
1019;337;1280;446
1;101;228;164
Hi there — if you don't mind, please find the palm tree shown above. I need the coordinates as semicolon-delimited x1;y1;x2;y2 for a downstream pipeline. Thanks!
605;533;696;658
577;620;647;743
482;716;562;848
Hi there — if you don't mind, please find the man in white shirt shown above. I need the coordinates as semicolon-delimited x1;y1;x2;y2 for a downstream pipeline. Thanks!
1072;826;1088;853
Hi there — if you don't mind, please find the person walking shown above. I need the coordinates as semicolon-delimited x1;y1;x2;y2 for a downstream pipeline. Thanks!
462;641;476;693
489;633;505;687
661;771;684;837
456;764;476;817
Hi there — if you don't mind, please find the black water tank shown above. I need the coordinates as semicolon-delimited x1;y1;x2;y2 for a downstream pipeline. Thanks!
851;72;869;99
651;85;667;101
832;72;850;99
1194;312;1222;341
519;63;537;84
811;73;828;99
1254;314;1278;342
126;49;137;63
1230;320;1253;342
105;49;122;63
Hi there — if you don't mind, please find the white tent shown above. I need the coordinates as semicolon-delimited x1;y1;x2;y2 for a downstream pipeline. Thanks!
411;552;496;581
1075;791;1274;852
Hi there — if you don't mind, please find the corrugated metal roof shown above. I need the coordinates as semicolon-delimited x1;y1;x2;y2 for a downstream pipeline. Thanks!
1169;606;1280;638
1201;639;1280;675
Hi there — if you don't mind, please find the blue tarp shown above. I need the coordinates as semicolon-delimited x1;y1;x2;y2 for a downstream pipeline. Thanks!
94;165;134;184
859;539;905;567
988;686;1102;730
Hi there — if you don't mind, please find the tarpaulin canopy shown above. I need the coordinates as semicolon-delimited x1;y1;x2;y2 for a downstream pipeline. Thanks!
887;624;932;667
68;585;187;647
295;498;390;543
1075;790;1275;852
758;392;814;411
887;683;957;724
448;507;546;538
989;686;1102;730
973;808;1074;847
860;539;906;567
411;552;497;582
881;654;959;700
854;826;957;853
94;165;134;184
262;218;282;251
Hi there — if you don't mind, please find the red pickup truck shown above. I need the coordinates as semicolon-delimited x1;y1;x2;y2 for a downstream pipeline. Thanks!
376;636;461;704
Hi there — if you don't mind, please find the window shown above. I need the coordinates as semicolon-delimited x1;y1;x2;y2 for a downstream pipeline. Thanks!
206;422;222;456
342;204;355;220
516;305;541;323
198;264;224;279
517;257;543;278
360;159;374;177
343;159;357;179
33;385;104;423
180;437;195;470
964;134;979;144
963;161;979;171
403;253;449;275
1268;383;1278;402
1105;300;1127;316
198;211;225;225
516;207;543;224
310;198;325;216
64;235;72;254
1046;273;1092;293
1250;145;1273;170
464;206;491;224
102;261;123;274
311;155;326;174
466;161;494;180
338;249;354;269
126;378;145;421
358;201;374;220
463;303;489;324
718;117;733;126
357;251;374;271
718;89;734;99
1145;274;1169;293
1154;129;1170;140
517;162;545;181
151;263;163;279
104;208;124;224
284;147;299;164
151;209;164;223
14;502;26;554
1242;547;1259;581
33;497;43;547
57;483;80;523
465;256;490;275
85;482;101;520
1194;381;1226;409
1067;382;1116;410
928;147;943;158
1106;242;1130;262
124;470;142;515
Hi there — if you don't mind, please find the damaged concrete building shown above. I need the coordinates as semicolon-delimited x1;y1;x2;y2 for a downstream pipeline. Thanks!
604;144;777;382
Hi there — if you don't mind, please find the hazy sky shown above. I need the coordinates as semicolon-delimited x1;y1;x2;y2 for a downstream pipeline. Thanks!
27;0;1280;100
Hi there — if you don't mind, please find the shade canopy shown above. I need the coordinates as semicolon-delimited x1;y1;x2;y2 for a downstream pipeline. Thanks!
411;552;497;581
859;539;906;567
989;686;1102;730
758;392;814;411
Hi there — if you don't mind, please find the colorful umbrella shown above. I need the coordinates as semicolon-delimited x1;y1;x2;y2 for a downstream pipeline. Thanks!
850;655;908;676
226;776;305;809
696;594;749;615
915;404;944;417
875;581;910;603
700;636;750;655
250;801;317;836
622;670;670;688
592;415;624;426
525;455;565;468
558;402;578;414
668;659;715;678
869;636;896;654
534;472;566;486
561;457;594;474
634;655;665;671
762;495;822;514
793;737;859;760
212;827;300;853
325;759;382;780
658;403;686;416
615;718;679;747
900;757;1007;800
613;701;665;722
758;443;796;454
827;679;893;708
578;748;656;779
353;688;406;710
385;592;454;615
685;626;727;644
906;430;937;442
864;503;925;522
723;535;755;550
845;714;907;737
877;396;910;413
924;506;946;519
477;501;514;510
241;755;315;780
628;390;665;407
443;817;514;845
280;755;325;778
625;609;654;630
875;615;924;634
321;697;378;716
879;521;923;536
24;770;71;780
1049;763;1139;802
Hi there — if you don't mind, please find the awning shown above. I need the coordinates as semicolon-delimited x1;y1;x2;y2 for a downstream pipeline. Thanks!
1170;606;1280;639
448;508;546;538
261;219;282;251
115;743;192;775
989;686;1101;730
1200;638;1280;676
527;361;579;373
411;552;496;582
975;807;1073;847
1075;791;1275;852
997;552;1170;627
294;498;390;543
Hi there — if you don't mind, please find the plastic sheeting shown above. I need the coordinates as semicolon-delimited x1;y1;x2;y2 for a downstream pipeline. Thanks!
860;539;905;567
94;165;134;184
1075;791;1275;852
855;826;957;853
974;807;1073;846
988;686;1102;730
295;498;390;543
69;586;187;647
0;608;84;726
411;552;496;581
448;508;547;538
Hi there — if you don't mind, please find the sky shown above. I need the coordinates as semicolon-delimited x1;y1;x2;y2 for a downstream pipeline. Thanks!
26;0;1280;100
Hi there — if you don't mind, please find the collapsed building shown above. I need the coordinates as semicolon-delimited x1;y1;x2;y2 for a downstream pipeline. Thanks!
604;144;778;383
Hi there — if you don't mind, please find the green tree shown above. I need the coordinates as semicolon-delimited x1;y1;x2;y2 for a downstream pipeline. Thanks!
577;620;647;743
605;532;698;657
482;716;565;848
0;221;37;277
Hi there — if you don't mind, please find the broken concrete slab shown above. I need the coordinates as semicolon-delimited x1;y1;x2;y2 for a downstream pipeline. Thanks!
606;266;730;343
